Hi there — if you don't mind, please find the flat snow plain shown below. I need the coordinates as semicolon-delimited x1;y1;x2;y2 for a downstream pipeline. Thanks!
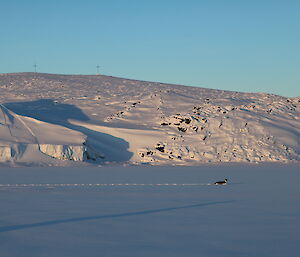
0;164;300;257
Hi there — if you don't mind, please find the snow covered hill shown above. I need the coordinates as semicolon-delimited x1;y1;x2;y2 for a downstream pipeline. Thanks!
0;72;299;166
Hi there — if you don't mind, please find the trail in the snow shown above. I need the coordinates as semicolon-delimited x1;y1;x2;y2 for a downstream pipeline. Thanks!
0;183;214;187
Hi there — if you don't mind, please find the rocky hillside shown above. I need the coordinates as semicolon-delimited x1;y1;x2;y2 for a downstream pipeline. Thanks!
0;72;299;166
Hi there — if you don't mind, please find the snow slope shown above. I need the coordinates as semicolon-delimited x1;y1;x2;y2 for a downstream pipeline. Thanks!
0;72;299;165
0;103;101;163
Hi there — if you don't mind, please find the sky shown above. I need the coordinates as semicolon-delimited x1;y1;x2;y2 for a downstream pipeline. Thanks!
0;0;299;97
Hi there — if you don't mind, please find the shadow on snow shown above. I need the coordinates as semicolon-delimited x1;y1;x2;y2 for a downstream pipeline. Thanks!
0;200;234;232
4;99;133;162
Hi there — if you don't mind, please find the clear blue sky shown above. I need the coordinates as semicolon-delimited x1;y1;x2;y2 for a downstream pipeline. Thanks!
1;0;299;97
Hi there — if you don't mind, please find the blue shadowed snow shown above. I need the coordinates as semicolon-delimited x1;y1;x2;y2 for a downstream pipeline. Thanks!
5;99;89;124
4;100;133;162
0;164;299;257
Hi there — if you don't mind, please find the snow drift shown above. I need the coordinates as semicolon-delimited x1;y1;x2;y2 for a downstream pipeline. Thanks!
0;103;103;163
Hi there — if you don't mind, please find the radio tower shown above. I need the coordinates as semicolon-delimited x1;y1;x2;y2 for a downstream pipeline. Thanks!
96;65;100;75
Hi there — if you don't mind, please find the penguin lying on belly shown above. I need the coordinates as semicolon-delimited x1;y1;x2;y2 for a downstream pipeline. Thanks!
214;179;228;185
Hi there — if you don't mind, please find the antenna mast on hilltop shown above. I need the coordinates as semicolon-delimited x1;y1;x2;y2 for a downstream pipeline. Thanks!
96;65;100;75
33;63;37;73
